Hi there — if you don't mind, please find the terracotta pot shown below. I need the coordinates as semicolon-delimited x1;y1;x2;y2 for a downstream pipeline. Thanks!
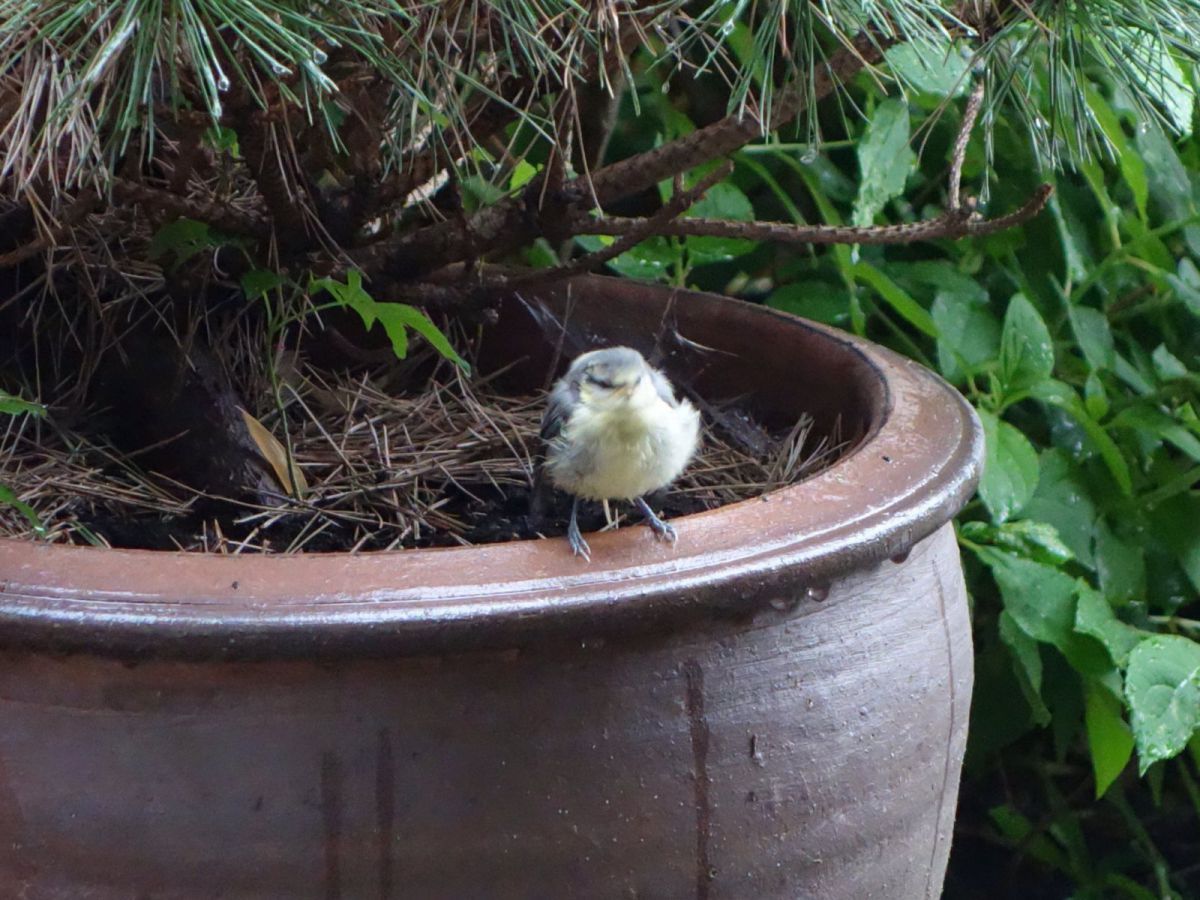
0;275;981;899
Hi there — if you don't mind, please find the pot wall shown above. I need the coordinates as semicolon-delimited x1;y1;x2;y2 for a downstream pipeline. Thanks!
0;524;970;899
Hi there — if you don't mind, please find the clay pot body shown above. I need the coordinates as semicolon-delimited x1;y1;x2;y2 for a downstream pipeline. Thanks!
0;276;981;899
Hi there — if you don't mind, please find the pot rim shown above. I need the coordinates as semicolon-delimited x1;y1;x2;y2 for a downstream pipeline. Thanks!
0;279;982;659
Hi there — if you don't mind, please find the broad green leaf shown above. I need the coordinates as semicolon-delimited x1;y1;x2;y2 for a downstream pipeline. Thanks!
932;288;1000;383
1085;88;1148;219
241;269;285;300
1029;380;1133;495
576;234;678;282
959;519;1074;568
508;159;538;191
768;282;851;327
1151;343;1188;381
1112;405;1200;463
999;611;1050;725
1074;584;1142;668
1124;635;1200;773
884;42;968;97
978;410;1039;523
1024;450;1098;567
1168;258;1200;318
1118;27;1195;136
1067;306;1115;371
0;390;45;417
1149;494;1200;594
852;99;915;227
851;261;938;337
149;218;221;266
977;548;1111;675
1092;519;1146;607
0;484;44;532
1083;682;1134;798
685;182;756;264
999;294;1054;394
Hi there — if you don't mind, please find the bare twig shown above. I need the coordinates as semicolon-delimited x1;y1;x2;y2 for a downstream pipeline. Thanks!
572;184;1054;246
112;178;271;238
506;162;734;290
949;79;986;211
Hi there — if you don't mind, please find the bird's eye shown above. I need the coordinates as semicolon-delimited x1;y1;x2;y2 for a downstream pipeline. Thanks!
586;371;615;389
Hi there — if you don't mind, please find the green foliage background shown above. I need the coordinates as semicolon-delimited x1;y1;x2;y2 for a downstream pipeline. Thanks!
567;38;1200;900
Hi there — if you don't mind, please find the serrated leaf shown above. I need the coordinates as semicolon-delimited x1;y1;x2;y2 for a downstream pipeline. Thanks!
852;99;915;227
1124;636;1200;773
1093;519;1146;606
1084;682;1134;798
978;410;1039;523
999;294;1054;393
239;408;307;499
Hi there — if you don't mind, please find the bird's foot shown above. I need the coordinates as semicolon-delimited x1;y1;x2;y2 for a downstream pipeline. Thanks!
635;497;677;545
567;506;592;561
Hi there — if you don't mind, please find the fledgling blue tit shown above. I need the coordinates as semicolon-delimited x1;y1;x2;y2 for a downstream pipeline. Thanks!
540;346;701;560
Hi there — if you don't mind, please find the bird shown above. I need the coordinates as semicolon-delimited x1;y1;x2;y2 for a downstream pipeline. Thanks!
539;346;701;560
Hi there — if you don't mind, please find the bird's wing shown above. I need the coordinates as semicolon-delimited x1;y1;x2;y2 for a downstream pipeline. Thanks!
540;373;580;444
648;366;682;408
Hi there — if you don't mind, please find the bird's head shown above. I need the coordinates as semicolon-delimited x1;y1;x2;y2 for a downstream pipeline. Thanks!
571;346;650;408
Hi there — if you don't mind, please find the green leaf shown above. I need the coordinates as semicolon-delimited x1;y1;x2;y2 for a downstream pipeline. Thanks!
1074;584;1143;668
508;159;538;191
1124;635;1200;773
1067;306;1115;371
978;410;1040;523
1083;682;1134;798
148;218;221;266
1151;344;1189;381
1092;519;1146;607
1024;450;1098;568
977;549;1111;675
0;484;44;534
310;271;468;371
1168;258;1200;318
1029;380;1133;495
1118;27;1196;136
1149;495;1200;594
932;288;1000;383
0;390;45;417
959;519;1074;568
768;282;851;327
884;42;968;97
852;99;915;227
999;611;1051;725
575;234;679;282
1112;405;1200;463
851;261;938;337
685;182;756;264
999;294;1054;394
241;269;285;300
1085;88;1148;220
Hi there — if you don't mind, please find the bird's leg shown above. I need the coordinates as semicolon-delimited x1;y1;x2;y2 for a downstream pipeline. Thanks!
567;496;591;560
635;496;677;544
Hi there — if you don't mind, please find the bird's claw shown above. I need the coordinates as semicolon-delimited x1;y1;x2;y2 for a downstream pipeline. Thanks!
647;517;677;544
567;505;591;561
636;497;677;545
